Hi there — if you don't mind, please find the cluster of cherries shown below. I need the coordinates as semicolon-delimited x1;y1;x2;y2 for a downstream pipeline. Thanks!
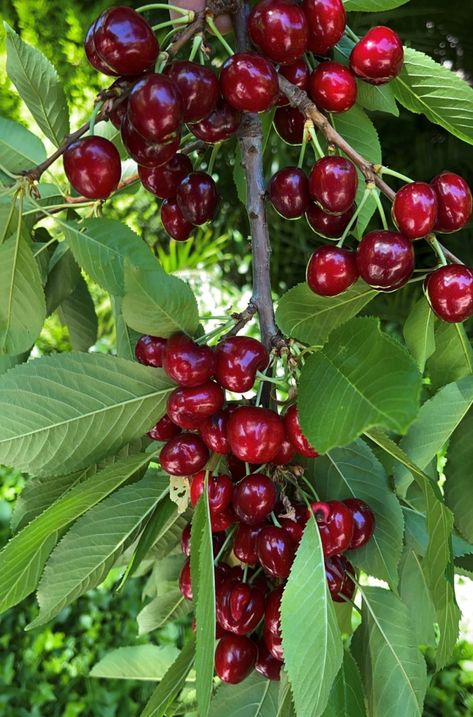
135;330;375;684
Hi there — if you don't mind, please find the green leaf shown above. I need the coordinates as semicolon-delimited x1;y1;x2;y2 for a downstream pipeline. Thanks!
393;47;473;145
281;518;343;717
45;246;81;316
445;408;473;542
12;471;86;533
403;298;435;373
112;295;141;360
298;318;421;454
276;281;377;347
352;587;427;717
343;0;409;9
322;651;366;717
277;674;296;717
427;321;473;390
0;352;173;476
141;636;196;717
399;550;436;648
210;672;279;716
90;645;179;680
403;507;473;561
57;274;97;351
0;351;29;376
4;23;69;146
138;589;192;636
0;116;46;172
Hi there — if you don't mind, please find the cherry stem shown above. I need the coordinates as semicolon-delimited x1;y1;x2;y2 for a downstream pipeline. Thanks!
255;370;286;386
426;234;449;266
88;101;104;137
242;565;249;582
308;123;324;159
335;591;362;616
188;32;203;61
379;166;414;184
345;25;359;43
136;3;192;15
297;124;310;168
207;141;222;175
271;511;282;528
33;236;59;257
0;162;20;180
249;566;263;583
245;462;251;475
373;190;388;230
214;525;237;564
206;16;234;55
152;15;194;31
195;318;235;345
298;473;319;501
337;185;372;247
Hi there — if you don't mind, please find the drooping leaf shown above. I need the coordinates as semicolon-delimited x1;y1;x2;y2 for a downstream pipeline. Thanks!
427;321;473;390
138;589;192;636
403;298;435;373
57;274;98;351
322;651;366;717
343;0;409;9
90;645;179;680
210;672;279;717
0;116;46;172
140;636;196;717
444;408;473;542
399;550;436;648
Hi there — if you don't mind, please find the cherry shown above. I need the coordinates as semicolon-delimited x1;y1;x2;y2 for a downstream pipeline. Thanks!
176;172;219;225
212;505;237;533
302;0;346;56
264;587;283;661
233;523;264;565
425;265;473;323
121;116;180;167
306;202;355;239
138;154;192;200
227;407;285;464
357;230;415;291
257;525;296;578
277;60;310;106
309;61;357;113
310;501;354;557
283;404;318;458
248;0;308;64
162;333;215;387
431;172;473;234
220;53;279;113
160;433;209;476
189;97;241;143
350;26;404;85
343;498;375;549
216;578;265;635
280;504;309;545
190;471;233;512
135;335;167;367
268;167;310;220
232;474;278;526
215;336;269;393
108;76;138;128
392;182;438;240
199;409;232;454
325;555;355;602
228;454;259;483
164;61;219;123
85;19;118;75
161;200;194;242
147;414;181;441
63;137;121;200
307;246;359;297
127;74;182;143
256;640;283;681
167;380;225;429
215;634;257;684
309;157;358;215
272;439;296;466
273;106;306;145
181;524;226;557
179;558;193;600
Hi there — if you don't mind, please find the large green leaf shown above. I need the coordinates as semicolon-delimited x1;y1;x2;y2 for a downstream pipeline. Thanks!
399;550;436;648
45;246;81;316
445;408;473;542
0;352;173;476
403;298;435;373
141;636;196;717
90;645;179;680
427;321;473;390
298;318;421;454
281;518;343;717
210;672;279;716
138;589;192;636
4;23;69;146
57;274;98;351
344;0;409;9
112;295;141;360
0;116;46;172
322;651;366;717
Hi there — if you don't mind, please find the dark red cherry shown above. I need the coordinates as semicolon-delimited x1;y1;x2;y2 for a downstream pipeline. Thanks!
216;563;243;586
215;634;257;684
190;471;233;512
268;167;310;220
307;246;359;296
199;409;232;454
306;201;355;239
264;587;283;661
308;61;357;113
108;76;138;128
179;558;193;600
63;137;121;199
139;154;192;200
425;265;473;323
181;523;192;556
220;53;279;113
283;404;318;458
309;157;358;215
215;336;269;393
160;433;209;476
85;19;117;75
127;74;182;143
431;172;473;233
227;407;286;464
280;504;309;545
350;26;404;85
392;182;438;240
147;414;181;441
189;96;241;143
256;640;282;681
135;335;167;367
272;439;295;466
344;498;375;549
302;0;346;55
216;578;265;635
162;333;215;386
165;61;219;123
167;380;225;429
310;500;354;557
228;455;259;483
176;172;219;225
357;230;414;291
248;0;308;64
211;505;237;533
325;555;355;602
273;106;306;145
277;60;310;106
121;116;180;167
233;523;264;565
161;199;194;242
257;525;296;578
232;474;278;526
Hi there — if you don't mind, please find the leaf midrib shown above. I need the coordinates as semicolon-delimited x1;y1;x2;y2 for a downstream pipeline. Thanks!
288;287;376;333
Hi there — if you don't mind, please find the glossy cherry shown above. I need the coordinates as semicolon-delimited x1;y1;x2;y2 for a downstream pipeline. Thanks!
306;201;355;239
256;640;283;681
233;523;264;565
127;73;182;143
63;137;121;200
309;157;358;215
264;586;283;661
309;61;357;113
425;265;473;323
277;60;310;106
220;53;279;113
189;96;241;143
310;500;354;557
268;167;310;220
121;116;180;167
164;61;219;123
147;414;181;441
257;525;296;578
272;439;296;466
108;76;137;128
344;498;375;549
392;181;438;240
215;336;269;392
325;555;355;602
216;578;265;635
176;172;219;225
161;200;194;242
280;504;309;545
135;334;167;367
307;246;359;297
215;634;257;684
228;455;259;483
357;230;415;291
248;0;308;64
190;471;233;513
85;19;117;75
350;26;404;85
283;404;318;458
179;558;193;600
273;106;306;145
199;409;232;454
431;172;473;233
232;474;278;526
167;380;224;429
138;154;192;200
162;332;215;386
227;407;286;464
302;0;346;56
160;433;209;476
212;505;237;533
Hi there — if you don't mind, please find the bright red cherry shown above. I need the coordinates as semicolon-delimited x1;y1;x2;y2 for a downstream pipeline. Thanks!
215;336;269;393
309;157;358;215
256;640;283;681
257;525;296;578
283;405;318;458
190;471;233;512
135;334;167;367
164;61;219;123
216;578;265;635
277;60;310;106
167;381;224;429
127;74;182;143
272;439;295;466
162;333;215;386
307;246;359;296
306;201;355;239
176;172;219;225
138;154;192;200
161;200;194;242
227;407;285;464
268;167;310;220
273;106;306;145
85;19;117;75
310;501;354;557
431;172;473;233
248;0;308;64
280;504;309;545
232;474;278;526
189;97;241;143
425;265;473;323
121;116;180;167
220;53;279;113
392;182;438;240
325;555;355;602
302;0;346;55
215;634;257;684
264;587;283;661
344;498;375;549
147;414;181;441
199;409;232;454
63;137;121;199
233;523;264;565
308;61;357;113
160;433;209;476
179;558;193;600
350;26;404;85
357;230;415;291
212;505;237;533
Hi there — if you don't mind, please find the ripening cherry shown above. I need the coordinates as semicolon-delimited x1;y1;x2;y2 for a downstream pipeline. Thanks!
307;245;359;296
273;106;306;145
227;406;286;464
216;577;266;635
179;558;193;600
211;505;237;533
121;116;181;167
167;381;225;429
392;181;438;240
425;265;473;323
232;474;278;526
283;404;318;458
309;157;358;215
161;200;194;242
233;523;264;565
343;498;375;549
162;332;215;386
189;97;241;143
308;61;357;113
280;504;309;545
248;0;309;64
190;471;233;512
357;230;415;291
199;409;232;454
302;0;346;56
277;60;310;106
215;634;257;684
306;201;355;239
268;167;310;220
85;19;118;75
138;154;192;200
135;335;167;367
309;500;354;557
147;414;181;441
127;74;182;143
160;433;209;476
263;586;283;661
325;555;355;602
350;26;404;85
272;439;296;466
431;172;473;233
215;336;269;392
255;640;283;681
165;61;219;123
257;525;297;578
220;53;279;113
176;172;219;225
63;137;121;199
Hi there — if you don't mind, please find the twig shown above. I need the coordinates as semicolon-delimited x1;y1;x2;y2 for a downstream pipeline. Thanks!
222;301;258;338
